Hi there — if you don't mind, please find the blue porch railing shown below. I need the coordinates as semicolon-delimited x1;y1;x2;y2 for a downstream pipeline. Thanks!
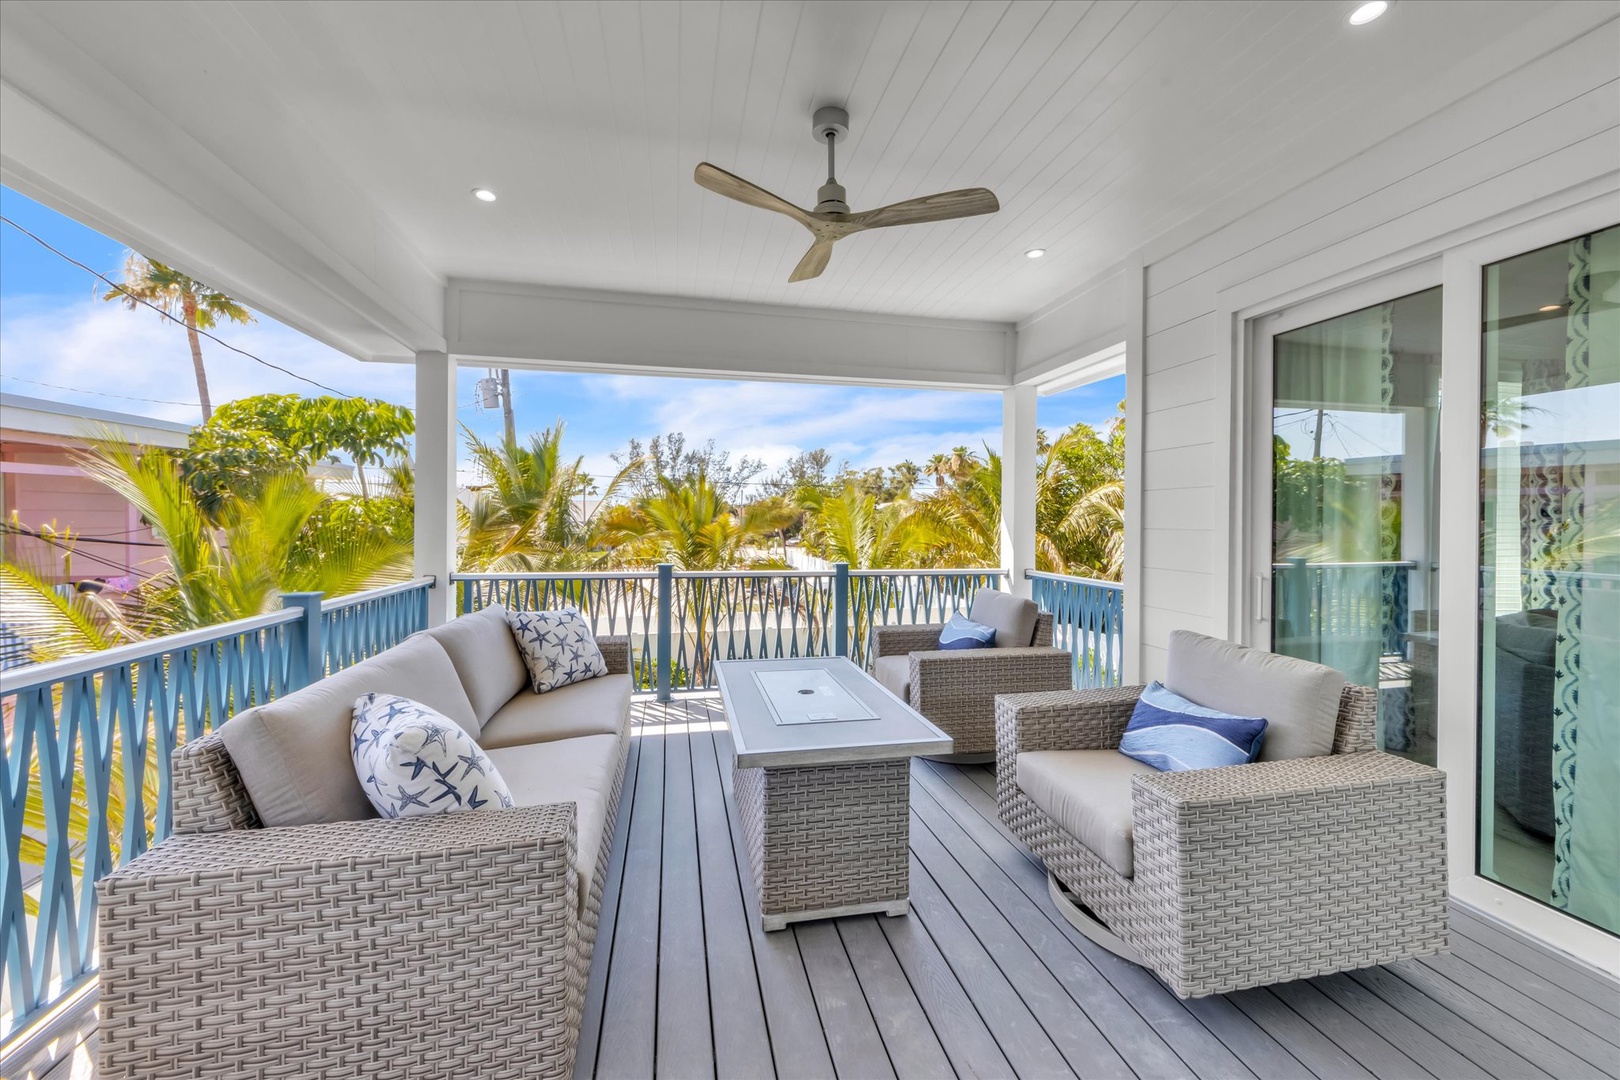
0;577;434;1041
456;567;1008;698
1026;570;1125;688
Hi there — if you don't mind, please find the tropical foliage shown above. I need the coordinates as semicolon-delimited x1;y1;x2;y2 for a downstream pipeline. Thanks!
182;394;415;510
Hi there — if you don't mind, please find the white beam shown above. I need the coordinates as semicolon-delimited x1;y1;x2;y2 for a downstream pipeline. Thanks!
1121;256;1145;684
1001;385;1038;599
445;281;1013;390
413;352;457;626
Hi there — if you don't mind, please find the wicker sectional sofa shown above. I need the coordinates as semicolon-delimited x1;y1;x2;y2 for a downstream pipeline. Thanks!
96;605;632;1080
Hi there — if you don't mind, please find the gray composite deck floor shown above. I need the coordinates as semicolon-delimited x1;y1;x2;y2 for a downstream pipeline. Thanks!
17;695;1620;1080
578;696;1620;1080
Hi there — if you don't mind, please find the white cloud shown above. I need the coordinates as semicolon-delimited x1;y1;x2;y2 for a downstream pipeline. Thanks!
0;295;412;425
593;376;1000;471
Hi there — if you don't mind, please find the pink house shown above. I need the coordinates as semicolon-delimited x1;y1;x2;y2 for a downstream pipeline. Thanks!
0;392;190;587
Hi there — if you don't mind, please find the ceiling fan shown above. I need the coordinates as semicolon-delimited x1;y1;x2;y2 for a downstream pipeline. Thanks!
694;106;1000;283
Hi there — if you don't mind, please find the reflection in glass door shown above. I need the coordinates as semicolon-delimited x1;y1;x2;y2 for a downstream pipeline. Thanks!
1271;287;1443;765
1480;224;1618;935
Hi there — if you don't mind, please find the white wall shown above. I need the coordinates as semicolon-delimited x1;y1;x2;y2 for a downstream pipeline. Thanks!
1119;23;1620;681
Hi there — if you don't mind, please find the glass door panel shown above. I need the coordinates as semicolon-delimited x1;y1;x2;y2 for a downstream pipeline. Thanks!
1480;224;1619;935
1272;287;1442;764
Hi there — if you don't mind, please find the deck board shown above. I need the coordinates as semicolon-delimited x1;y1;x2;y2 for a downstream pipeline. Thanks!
27;694;1620;1080
689;728;775;1080
655;727;714;1078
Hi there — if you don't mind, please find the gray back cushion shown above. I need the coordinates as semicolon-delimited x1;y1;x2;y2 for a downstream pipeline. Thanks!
968;589;1040;648
1165;630;1344;761
219;633;479;827
422;605;528;728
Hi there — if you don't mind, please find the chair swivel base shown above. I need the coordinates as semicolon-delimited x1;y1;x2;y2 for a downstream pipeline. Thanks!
1047;873;1147;968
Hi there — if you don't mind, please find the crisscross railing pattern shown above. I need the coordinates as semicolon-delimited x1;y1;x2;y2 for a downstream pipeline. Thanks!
459;573;661;688
1027;570;1125;688
322;578;436;674
456;567;1010;694
0;578;434;1039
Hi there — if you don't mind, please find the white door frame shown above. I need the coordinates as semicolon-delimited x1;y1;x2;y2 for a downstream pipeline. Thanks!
1218;191;1620;972
1437;201;1620;972
1241;261;1442;649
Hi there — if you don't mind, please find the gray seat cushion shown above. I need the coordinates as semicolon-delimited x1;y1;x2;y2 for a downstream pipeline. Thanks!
219;634;480;828
421;605;528;730
478;673;633;750
488;734;622;914
1165;630;1344;761
873;654;911;703
969;589;1040;648
1017;749;1157;877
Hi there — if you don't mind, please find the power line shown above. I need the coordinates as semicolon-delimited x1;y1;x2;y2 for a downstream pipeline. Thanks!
1;215;360;399
1;522;167;548
0;373;200;408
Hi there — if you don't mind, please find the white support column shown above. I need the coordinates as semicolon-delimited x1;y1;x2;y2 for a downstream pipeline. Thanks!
414;350;457;626
1001;384;1038;598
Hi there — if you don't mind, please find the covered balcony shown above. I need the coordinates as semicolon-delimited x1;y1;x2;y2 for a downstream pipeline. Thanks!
3;1;1618;1077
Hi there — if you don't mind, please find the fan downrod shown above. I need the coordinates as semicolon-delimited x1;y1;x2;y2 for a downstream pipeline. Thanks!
812;106;851;215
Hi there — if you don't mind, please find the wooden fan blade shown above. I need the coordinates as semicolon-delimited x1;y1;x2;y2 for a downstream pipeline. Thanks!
695;163;812;228
847;188;1000;232
789;239;834;283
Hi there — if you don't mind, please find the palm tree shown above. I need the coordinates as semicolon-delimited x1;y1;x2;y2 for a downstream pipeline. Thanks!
890;460;922;497
597;474;793;683
459;423;620;571
925;452;952;489
103;253;254;421
800;485;929;570
801;485;938;658
912;451;1002;567
74;440;411;635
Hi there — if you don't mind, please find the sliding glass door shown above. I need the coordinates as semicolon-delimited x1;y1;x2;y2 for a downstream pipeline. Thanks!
1479;224;1619;935
1269;287;1442;765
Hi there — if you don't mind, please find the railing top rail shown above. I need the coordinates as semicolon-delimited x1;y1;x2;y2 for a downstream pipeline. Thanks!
453;567;1007;581
1271;560;1419;569
452;571;660;581
0;607;304;695
1025;569;1123;589
671;569;833;580
320;576;436;612
849;568;1006;578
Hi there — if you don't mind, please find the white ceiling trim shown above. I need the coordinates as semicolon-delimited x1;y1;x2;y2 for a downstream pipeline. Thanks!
444;280;1014;390
0;8;445;361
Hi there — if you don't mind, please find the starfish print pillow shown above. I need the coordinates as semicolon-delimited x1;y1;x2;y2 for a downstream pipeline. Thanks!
352;692;514;820
507;607;608;693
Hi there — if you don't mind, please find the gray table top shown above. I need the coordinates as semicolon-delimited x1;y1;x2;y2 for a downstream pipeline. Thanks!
716;656;954;768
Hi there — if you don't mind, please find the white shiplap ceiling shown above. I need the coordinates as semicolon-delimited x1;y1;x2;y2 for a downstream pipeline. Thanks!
6;0;1596;326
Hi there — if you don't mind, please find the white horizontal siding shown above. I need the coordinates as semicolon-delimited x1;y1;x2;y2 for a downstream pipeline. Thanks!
1129;20;1620;665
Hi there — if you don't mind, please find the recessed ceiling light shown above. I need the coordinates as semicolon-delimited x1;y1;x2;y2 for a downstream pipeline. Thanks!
1348;1;1388;25
1025;248;1046;259
1539;304;1564;312
472;188;497;202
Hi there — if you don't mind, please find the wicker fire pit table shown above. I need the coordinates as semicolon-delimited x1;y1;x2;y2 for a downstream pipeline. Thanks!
716;656;954;930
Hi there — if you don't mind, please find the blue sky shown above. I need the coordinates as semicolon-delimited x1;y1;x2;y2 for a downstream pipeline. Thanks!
0;186;1122;484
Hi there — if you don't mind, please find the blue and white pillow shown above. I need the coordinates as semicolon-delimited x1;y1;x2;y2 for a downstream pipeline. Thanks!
352;693;513;819
937;613;997;651
507;607;608;693
1118;681;1267;773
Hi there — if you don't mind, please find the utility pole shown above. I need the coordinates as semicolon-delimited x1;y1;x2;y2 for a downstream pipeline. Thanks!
499;369;515;445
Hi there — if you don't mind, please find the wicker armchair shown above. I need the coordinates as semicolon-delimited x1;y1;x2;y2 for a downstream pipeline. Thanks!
997;661;1448;998
871;591;1073;758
